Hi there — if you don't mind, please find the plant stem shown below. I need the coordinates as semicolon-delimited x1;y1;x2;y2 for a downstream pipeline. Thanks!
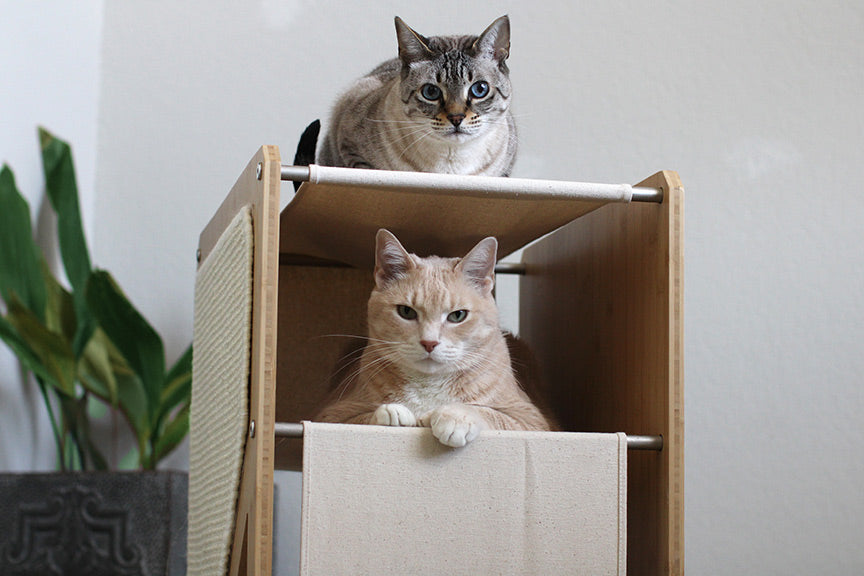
34;375;65;470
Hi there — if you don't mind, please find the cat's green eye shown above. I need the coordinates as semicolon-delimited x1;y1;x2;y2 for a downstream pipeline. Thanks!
420;84;442;101
397;305;418;320
469;81;490;99
447;310;469;323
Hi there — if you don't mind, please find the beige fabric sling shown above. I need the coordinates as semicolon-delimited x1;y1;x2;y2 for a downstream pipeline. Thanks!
300;422;627;575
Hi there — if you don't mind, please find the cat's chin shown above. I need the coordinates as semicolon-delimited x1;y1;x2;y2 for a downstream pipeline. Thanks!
437;129;480;141
409;357;449;375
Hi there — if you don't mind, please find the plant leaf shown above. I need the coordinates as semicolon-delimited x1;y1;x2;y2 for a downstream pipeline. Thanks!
85;270;165;426
152;402;190;465
42;261;77;343
79;327;151;462
77;328;119;404
160;344;193;416
39;128;91;291
72;394;109;471
113;364;150;443
0;314;61;390
5;299;76;396
58;394;86;471
39;128;96;357
118;446;140;471
0;165;47;320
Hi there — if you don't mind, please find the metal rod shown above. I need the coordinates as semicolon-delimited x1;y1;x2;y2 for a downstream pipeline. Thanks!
494;262;526;275
281;165;311;183
274;422;305;438
278;164;662;204
631;186;664;203
274;422;662;451
626;435;664;451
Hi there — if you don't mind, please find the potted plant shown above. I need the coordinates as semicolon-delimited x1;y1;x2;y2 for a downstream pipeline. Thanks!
0;128;191;575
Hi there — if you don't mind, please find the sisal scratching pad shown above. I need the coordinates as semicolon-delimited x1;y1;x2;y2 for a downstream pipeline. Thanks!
188;205;254;576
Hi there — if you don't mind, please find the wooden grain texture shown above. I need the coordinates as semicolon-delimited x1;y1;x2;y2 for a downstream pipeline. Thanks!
520;171;684;576
198;146;281;576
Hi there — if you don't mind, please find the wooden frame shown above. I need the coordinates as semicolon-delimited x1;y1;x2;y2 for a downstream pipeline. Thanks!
197;146;281;576
520;171;684;575
192;147;684;575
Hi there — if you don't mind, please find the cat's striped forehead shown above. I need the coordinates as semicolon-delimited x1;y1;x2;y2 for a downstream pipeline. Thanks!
383;256;478;312
424;35;478;57
423;36;494;81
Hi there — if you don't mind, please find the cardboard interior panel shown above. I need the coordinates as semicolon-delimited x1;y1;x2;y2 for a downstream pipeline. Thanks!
279;174;625;268
274;265;374;469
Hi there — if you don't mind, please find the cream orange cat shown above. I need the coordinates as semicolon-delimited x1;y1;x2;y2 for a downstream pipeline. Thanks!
315;229;552;447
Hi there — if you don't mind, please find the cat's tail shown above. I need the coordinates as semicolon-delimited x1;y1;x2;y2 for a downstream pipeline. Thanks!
292;119;321;191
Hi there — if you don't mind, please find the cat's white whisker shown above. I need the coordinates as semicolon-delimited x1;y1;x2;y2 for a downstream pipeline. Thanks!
396;128;437;160
365;118;427;125
365;125;434;157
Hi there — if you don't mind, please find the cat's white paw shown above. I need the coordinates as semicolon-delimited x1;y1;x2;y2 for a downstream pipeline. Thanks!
374;403;417;427
429;405;486;448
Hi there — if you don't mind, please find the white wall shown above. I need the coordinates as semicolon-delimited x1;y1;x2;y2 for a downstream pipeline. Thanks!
0;1;103;471
3;0;863;573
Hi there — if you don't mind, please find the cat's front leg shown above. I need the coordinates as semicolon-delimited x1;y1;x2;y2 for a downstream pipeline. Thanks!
373;403;417;427
428;404;487;448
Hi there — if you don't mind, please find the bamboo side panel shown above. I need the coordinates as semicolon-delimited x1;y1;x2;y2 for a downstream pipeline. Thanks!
519;171;684;576
199;146;281;576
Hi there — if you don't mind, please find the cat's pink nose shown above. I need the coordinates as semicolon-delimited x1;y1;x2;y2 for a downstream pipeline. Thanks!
447;113;465;127
420;340;439;353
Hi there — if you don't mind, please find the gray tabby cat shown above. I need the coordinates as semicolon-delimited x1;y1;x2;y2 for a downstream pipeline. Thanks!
316;15;517;176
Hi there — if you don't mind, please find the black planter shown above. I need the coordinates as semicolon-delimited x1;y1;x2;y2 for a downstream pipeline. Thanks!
0;471;187;576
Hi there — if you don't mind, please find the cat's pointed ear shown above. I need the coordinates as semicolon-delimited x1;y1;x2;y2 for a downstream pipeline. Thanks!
456;237;498;296
375;229;415;288
395;16;434;64
473;15;510;63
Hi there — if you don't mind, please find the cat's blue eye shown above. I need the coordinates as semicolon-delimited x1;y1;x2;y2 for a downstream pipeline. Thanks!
397;305;418;320
420;84;442;101
469;81;490;99
447;310;469;323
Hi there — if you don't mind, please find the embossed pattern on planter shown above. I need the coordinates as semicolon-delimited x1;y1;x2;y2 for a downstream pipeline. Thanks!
0;472;187;576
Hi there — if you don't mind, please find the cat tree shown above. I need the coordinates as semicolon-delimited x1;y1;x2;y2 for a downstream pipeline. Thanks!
188;146;684;575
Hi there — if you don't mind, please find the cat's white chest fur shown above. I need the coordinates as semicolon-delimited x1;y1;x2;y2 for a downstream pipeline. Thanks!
397;375;458;417
386;121;510;175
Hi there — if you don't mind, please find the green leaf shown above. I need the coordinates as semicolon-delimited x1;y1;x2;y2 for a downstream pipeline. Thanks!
42;261;77;343
77;328;120;404
70;394;109;471
39;128;91;291
0;315;61;390
82;396;110;470
160;344;193;416
152;402;190;465
5;299;76;396
78;319;151;450
113;366;150;443
86;392;109;419
0;165;47;320
39;128;95;357
118;446;140;471
85;270;165;426
58;394;87;471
